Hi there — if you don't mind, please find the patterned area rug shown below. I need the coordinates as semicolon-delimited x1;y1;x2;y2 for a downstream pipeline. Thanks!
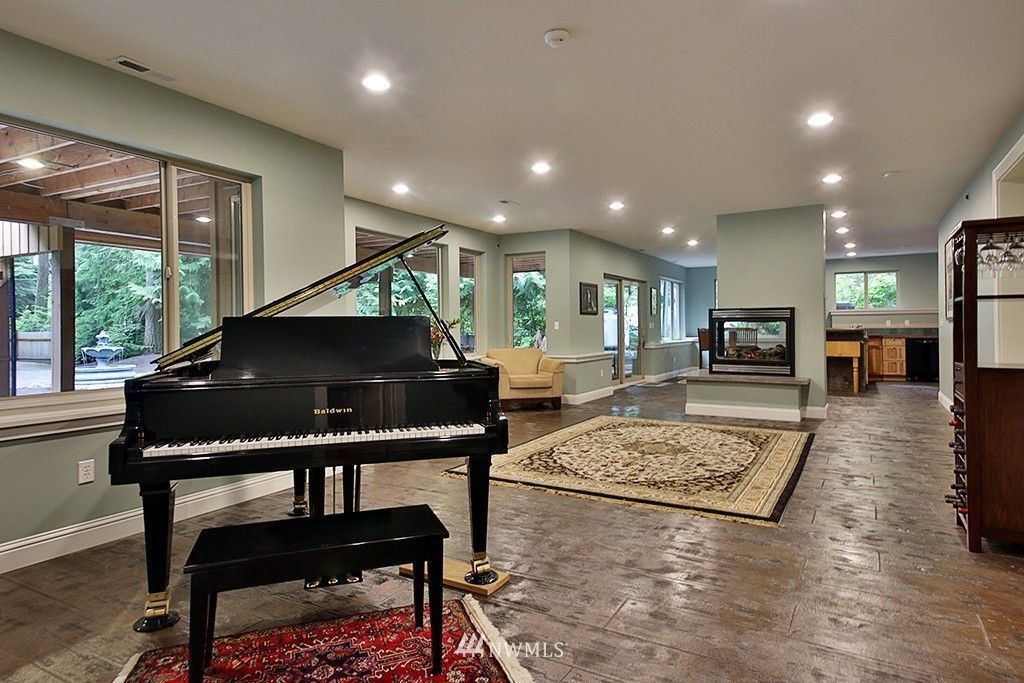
450;416;813;524
114;596;533;682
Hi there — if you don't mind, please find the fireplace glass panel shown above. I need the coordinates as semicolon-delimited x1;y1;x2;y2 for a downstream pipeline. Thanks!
709;308;795;375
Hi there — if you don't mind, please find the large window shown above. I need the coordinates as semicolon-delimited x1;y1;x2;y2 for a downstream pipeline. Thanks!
508;253;546;349
835;271;898;310
660;278;684;340
0;122;249;397
354;229;440;318
459;249;480;352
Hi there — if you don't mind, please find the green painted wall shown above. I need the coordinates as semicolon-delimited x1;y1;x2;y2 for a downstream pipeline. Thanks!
716;205;827;409
936;108;1024;402
826;253;938;326
497;230;573;352
685;266;717;336
0;31;345;544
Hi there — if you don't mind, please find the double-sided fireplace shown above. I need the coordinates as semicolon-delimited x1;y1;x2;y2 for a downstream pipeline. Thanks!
708;307;795;376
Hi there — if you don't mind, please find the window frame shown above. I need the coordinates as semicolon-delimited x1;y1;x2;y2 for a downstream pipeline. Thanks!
458;248;481;353
833;270;900;310
0;117;255;440
505;252;547;348
660;277;685;341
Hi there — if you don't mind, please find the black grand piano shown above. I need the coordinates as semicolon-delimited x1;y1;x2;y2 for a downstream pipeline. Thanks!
109;225;508;632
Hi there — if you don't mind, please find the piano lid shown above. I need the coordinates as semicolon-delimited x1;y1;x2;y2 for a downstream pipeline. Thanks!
153;224;447;371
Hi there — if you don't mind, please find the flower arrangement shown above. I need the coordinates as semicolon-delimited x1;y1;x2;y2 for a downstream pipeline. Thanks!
430;317;461;358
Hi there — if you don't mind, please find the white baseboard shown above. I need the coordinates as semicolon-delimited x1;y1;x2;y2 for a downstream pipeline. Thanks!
937;391;953;411
685;401;802;423
643;366;698;383
563;386;616;405
802;403;830;420
0;470;299;574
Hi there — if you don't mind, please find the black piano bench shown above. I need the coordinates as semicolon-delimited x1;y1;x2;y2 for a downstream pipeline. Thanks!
183;505;449;682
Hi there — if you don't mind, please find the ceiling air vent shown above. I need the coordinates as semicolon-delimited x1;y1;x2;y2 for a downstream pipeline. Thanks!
108;55;176;82
112;55;150;73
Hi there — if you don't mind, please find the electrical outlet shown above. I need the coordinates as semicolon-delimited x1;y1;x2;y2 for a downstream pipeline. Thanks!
78;459;95;485
904;319;910;326
600;368;605;377
553;321;560;330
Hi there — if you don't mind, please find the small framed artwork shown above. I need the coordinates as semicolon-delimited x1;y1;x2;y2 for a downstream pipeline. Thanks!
650;288;658;317
579;282;599;315
944;236;954;321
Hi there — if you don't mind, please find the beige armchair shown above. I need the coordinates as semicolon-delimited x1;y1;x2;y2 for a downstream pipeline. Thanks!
482;348;565;409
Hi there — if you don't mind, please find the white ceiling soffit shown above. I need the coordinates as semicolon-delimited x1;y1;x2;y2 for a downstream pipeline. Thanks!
3;1;1024;266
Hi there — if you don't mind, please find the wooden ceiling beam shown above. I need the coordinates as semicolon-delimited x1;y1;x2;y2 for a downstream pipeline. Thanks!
0;127;77;165
85;175;208;204
57;173;160;201
0;187;210;246
35;156;159;197
172;198;212;216
124;182;211;211
0;145;131;190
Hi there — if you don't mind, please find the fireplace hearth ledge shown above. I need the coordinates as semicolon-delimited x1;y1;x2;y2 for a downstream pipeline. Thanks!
682;370;821;423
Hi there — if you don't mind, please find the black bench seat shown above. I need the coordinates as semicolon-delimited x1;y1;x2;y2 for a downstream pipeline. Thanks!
184;504;448;682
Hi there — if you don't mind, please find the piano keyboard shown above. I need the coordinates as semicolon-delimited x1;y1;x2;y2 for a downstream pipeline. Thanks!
140;423;487;458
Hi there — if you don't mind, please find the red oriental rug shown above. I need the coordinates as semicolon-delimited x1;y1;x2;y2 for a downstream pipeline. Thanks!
114;596;533;682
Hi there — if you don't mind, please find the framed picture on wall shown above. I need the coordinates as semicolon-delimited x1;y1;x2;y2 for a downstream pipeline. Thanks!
944;236;954;321
650;288;658;317
579;282;599;315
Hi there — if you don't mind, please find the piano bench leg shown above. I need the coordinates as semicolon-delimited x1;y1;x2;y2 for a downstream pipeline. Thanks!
133;590;181;632
464;552;499;586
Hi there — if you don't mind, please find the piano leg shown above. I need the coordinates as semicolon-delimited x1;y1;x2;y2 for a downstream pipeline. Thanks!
308;467;325;517
134;482;181;632
288;469;309;516
465;455;499;585
342;464;357;514
304;468;327;589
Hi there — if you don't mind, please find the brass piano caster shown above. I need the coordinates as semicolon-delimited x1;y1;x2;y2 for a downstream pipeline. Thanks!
133;591;181;632
287;504;308;517
464;553;499;585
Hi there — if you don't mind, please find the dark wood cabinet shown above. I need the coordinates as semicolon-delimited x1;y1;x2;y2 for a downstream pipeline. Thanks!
948;217;1024;552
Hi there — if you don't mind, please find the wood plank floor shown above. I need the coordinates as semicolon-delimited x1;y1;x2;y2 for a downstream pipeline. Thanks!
3;381;1024;681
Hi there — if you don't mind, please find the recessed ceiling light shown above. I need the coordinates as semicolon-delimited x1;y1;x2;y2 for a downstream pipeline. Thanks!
686;238;700;247
661;226;675;235
609;200;625;211
492;214;506;223
846;251;858;257
361;72;391;92
531;160;551;175
806;111;834;128
391;183;409;194
195;216;213;224
844;242;856;249
882;170;901;179
835;226;850;234
821;173;843;184
830;210;847;219
15;157;45;170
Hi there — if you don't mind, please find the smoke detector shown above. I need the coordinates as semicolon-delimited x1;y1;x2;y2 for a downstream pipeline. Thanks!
544;29;571;48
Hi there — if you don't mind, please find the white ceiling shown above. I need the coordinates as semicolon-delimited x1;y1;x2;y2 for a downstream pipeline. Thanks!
4;0;1024;266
